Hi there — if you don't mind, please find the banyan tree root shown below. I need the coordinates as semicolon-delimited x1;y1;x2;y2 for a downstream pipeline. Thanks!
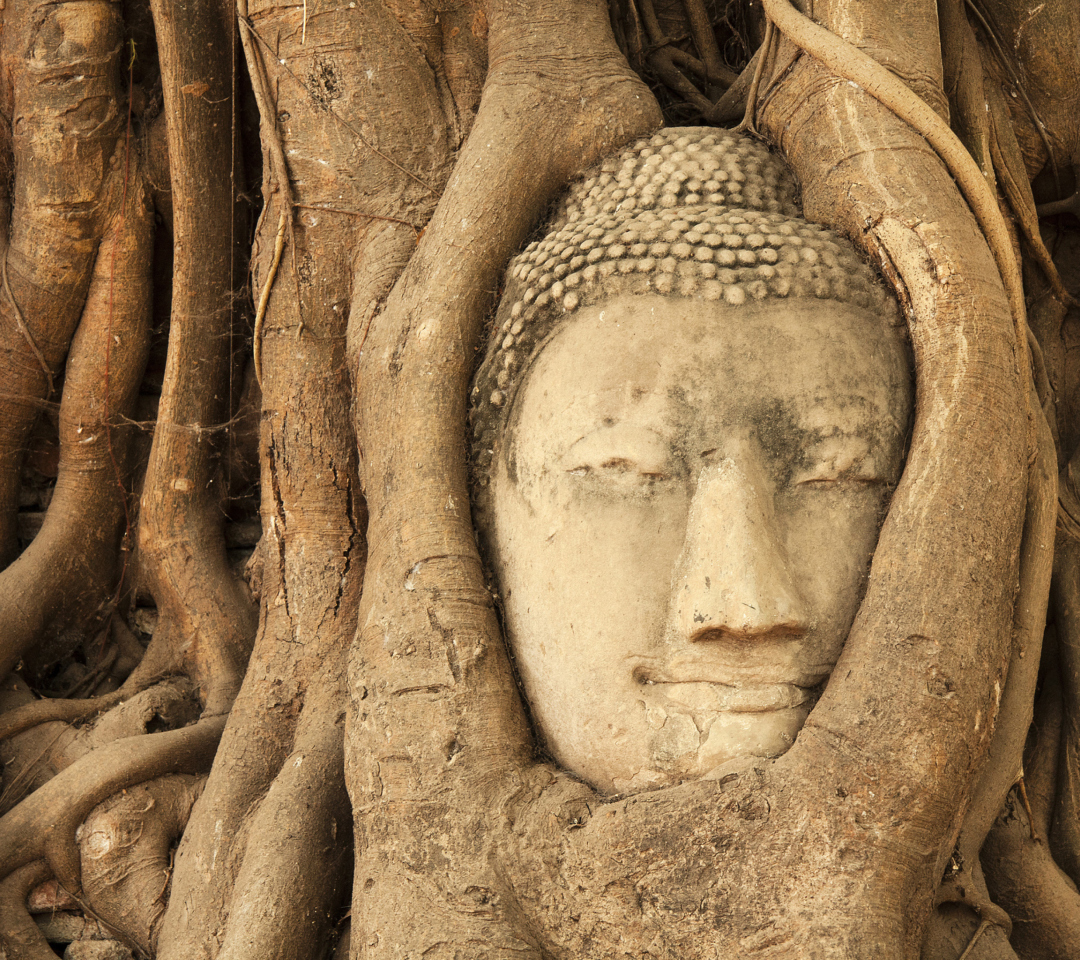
0;0;128;569
976;0;1080;183
0;154;155;680
0;859;55;960
0;678;201;818
1041;446;1080;890
939;0;1072;309
982;628;1080;959
925;375;1058;956
758;0;1027;338
78;774;206;956
138;0;255;717
155;0;463;952
0;714;225;894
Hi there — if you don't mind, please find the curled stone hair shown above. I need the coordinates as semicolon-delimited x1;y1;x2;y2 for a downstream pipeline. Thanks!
469;126;901;488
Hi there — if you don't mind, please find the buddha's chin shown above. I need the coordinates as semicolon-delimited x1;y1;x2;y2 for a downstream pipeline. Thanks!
605;703;811;796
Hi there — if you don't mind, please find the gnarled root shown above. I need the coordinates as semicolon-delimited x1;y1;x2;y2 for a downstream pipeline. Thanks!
1;677;200;817
78;774;206;956
0;714;225;891
0;159;155;680
0;859;55;960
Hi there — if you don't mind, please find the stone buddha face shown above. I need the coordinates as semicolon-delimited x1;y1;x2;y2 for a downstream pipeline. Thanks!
470;127;912;795
479;294;910;795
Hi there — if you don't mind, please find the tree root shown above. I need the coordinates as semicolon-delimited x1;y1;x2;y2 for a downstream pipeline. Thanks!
140;0;256;716
928;373;1057;946
251;208;287;389
0;714;225;892
0;0;128;569
237;0;300;394
760;0;1028;340
983;790;1080;960
78;774;206;957
0;859;55;960
735;18;774;133
957;920;991;960
1;689;136;748
202;724;350;960
0;158;155;680
681;0;735;94
636;0;737;120
1048;446;1080;886
1;675;199;818
986;85;1074;307
0;613;187;749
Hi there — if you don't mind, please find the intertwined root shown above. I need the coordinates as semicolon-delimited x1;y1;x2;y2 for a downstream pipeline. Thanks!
0;0;257;952
78;774;207;956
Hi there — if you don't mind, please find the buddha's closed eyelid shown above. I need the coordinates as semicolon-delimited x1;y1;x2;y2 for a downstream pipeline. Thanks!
794;471;889;487
562;424;676;478
790;457;890;487
787;433;896;487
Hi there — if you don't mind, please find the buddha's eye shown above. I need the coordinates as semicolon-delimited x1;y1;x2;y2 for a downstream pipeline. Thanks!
791;460;891;490
790;434;895;490
602;457;672;480
565;457;675;483
562;425;679;488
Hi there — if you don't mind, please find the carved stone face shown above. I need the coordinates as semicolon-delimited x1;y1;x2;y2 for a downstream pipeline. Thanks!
484;294;912;795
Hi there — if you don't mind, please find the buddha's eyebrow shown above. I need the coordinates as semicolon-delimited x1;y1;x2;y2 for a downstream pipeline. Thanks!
564;421;673;450
792;394;899;432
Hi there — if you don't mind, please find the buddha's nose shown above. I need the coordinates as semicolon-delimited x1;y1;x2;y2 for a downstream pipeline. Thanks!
669;453;809;643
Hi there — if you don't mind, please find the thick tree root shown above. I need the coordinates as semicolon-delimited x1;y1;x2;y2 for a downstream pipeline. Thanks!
0;714;225;890
206;726;350;960
760;0;1027;338
0;0;127;569
78;774;206;956
928;375;1057;949
157;5;398;952
0;160;155;680
139;0;256;716
0;692;128;746
0;859;55;960
1048;447;1080;886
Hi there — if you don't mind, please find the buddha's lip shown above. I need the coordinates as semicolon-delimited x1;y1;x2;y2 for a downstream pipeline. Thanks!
633;665;819;712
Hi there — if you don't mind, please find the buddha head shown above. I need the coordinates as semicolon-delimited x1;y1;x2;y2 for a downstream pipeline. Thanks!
470;128;912;796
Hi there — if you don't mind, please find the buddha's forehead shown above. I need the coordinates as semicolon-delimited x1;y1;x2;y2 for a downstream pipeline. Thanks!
514;294;910;448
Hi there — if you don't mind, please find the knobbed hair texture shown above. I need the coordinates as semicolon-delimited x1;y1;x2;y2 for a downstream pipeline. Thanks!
469;127;900;488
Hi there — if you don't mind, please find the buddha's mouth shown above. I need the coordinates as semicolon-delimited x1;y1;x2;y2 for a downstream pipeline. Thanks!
633;664;821;713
